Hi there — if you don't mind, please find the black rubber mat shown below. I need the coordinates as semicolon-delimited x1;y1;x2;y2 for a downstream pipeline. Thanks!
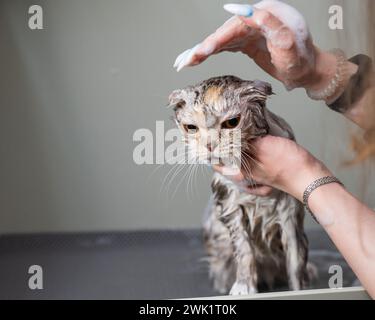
0;229;357;299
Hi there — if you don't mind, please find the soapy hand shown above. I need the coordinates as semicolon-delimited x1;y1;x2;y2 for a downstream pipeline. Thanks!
174;1;322;91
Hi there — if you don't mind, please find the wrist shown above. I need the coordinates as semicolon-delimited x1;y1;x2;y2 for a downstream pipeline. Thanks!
281;155;332;202
308;182;347;225
305;48;336;90
304;48;358;104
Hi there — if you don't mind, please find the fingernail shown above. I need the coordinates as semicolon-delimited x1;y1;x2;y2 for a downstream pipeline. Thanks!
223;3;253;17
176;62;184;72
174;50;191;71
177;59;188;72
176;49;191;71
177;44;200;72
176;58;187;72
174;49;190;68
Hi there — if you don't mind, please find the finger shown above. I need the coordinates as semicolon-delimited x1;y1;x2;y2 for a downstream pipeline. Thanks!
244;185;274;196
174;42;212;72
251;45;282;81
225;4;298;56
242;11;296;54
173;48;191;68
223;3;254;18
180;40;216;70
224;4;279;33
205;16;249;52
174;15;258;72
175;44;201;72
213;164;273;196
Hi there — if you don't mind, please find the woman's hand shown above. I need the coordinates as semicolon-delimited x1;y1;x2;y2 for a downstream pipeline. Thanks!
214;135;332;200
174;1;343;94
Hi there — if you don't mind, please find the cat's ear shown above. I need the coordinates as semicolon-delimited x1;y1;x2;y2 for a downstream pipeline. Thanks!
237;80;274;107
252;80;274;96
168;89;186;111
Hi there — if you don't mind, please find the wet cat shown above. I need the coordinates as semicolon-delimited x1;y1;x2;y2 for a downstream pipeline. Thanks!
168;76;312;295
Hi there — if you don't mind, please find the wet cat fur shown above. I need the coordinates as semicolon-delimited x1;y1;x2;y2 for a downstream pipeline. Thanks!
169;76;313;295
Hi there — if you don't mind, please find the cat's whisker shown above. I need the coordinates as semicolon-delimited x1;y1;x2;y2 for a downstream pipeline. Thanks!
187;164;197;201
171;162;193;199
164;154;190;166
193;163;205;198
243;159;260;190
240;151;254;172
191;164;200;199
163;145;188;157
160;156;190;195
241;149;261;167
164;151;200;198
160;163;183;196
149;152;189;181
241;157;255;188
185;164;193;201
164;163;190;198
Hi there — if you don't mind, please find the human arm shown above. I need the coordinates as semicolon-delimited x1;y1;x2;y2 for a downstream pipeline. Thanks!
214;136;375;298
174;2;375;129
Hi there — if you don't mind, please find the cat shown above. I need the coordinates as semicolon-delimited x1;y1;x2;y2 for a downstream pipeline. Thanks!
168;75;313;295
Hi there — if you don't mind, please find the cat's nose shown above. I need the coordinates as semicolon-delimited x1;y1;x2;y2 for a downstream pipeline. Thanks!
206;143;213;152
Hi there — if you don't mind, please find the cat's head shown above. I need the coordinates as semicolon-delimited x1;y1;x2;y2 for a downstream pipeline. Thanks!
168;75;273;165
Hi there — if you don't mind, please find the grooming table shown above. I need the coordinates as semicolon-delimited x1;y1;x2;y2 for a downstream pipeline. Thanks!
0;229;358;299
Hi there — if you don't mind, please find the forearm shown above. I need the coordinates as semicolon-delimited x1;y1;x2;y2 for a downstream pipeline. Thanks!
277;149;375;298
308;183;375;298
306;49;374;130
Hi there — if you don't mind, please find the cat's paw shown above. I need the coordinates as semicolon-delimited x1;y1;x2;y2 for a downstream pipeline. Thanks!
229;281;257;295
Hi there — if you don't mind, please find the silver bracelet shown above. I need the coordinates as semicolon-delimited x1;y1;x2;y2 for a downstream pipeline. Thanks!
302;176;344;223
306;49;348;103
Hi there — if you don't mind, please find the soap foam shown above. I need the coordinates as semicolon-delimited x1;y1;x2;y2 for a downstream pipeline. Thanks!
254;0;314;66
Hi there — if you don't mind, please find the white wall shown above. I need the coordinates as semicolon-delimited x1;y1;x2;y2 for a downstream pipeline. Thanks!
0;0;373;234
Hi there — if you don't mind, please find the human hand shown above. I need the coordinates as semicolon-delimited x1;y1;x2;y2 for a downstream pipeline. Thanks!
174;1;340;93
214;135;332;200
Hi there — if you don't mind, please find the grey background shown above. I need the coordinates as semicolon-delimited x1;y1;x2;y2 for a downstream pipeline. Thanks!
0;0;373;234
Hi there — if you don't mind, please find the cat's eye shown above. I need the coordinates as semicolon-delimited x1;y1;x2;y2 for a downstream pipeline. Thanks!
221;116;241;129
183;124;199;134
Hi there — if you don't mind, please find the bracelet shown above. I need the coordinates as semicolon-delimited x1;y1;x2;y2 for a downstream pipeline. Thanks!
302;176;344;223
306;49;348;103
